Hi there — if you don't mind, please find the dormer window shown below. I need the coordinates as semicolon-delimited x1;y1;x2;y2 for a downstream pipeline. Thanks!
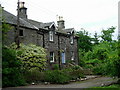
49;31;53;41
70;36;74;44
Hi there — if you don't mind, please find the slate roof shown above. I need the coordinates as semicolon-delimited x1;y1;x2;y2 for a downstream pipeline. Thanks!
28;19;55;30
28;19;42;28
2;10;38;30
43;22;54;28
2;9;79;38
65;28;74;33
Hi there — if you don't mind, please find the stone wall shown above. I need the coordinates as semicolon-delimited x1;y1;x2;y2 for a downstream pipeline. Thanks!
5;25;79;69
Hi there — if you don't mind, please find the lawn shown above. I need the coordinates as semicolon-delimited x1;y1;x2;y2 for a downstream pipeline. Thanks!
93;84;120;88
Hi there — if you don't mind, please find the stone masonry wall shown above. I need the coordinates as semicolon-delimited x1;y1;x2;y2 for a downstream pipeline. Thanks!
5;25;79;69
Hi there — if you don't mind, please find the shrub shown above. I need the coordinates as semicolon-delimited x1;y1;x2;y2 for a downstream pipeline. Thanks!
2;47;25;87
44;70;71;84
23;68;45;84
53;64;59;70
69;69;85;80
62;66;85;80
71;65;81;70
9;43;47;71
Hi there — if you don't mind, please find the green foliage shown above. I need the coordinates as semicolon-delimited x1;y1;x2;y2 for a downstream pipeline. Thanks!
77;26;119;78
78;49;86;67
82;41;119;77
2;47;25;87
77;30;92;52
44;70;71;84
24;66;84;84
69;69;84;80
100;26;115;42
93;84;120;88
92;32;99;45
53;64;59;70
2;23;13;41
83;51;93;61
85;59;100;65
9;43;47;71
62;65;85;80
23;69;45;83
71;65;81;70
92;41;119;76
92;42;109;61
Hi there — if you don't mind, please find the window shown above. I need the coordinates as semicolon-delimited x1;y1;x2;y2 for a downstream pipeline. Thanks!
49;31;53;41
70;36;74;44
19;30;23;36
71;51;74;60
61;52;65;63
50;52;54;62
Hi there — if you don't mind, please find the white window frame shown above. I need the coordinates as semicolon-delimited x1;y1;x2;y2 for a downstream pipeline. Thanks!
49;31;53;41
50;52;54;63
70;36;74;44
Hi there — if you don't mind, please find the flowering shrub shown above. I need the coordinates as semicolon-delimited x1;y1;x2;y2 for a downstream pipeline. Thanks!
10;43;47;71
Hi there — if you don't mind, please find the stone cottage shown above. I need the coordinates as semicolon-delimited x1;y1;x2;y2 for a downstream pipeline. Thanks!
2;2;79;69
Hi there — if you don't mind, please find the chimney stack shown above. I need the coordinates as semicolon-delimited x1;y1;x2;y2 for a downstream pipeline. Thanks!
57;16;65;30
18;2;27;19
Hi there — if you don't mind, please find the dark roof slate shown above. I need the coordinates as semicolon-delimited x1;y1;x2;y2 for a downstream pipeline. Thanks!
2;9;79;37
2;10;38;30
28;19;55;30
65;28;74;33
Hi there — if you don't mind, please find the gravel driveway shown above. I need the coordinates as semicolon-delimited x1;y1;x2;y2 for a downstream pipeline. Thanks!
11;76;118;88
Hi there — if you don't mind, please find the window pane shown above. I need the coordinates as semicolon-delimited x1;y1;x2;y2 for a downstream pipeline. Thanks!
61;52;65;63
71;51;74;60
49;31;53;41
70;36;73;44
50;52;54;62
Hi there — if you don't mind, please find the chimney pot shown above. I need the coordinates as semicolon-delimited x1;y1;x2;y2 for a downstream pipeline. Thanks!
19;2;25;8
18;2;27;19
57;16;65;30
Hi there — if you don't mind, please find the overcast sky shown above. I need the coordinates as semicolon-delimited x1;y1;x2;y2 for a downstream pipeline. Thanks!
1;0;119;39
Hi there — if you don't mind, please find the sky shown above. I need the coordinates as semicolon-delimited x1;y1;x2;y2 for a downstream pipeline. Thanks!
1;0;119;39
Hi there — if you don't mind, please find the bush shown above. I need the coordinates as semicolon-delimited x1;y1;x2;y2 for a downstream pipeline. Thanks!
44;70;71;84
2;47;25;87
53;64;59;70
23;68;45;84
9;43;47;71
24;65;85;84
62;66;85;80
69;69;85;80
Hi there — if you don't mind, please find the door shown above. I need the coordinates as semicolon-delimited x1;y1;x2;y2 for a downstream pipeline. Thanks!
61;52;65;63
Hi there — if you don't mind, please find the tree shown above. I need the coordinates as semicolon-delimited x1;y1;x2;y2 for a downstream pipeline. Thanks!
2;23;12;41
2;47;25;87
83;41;120;77
100;26;115;42
92;32;99;45
77;29;92;52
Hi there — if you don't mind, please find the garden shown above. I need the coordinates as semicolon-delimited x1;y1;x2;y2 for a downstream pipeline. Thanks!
2;43;85;87
2;23;120;88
